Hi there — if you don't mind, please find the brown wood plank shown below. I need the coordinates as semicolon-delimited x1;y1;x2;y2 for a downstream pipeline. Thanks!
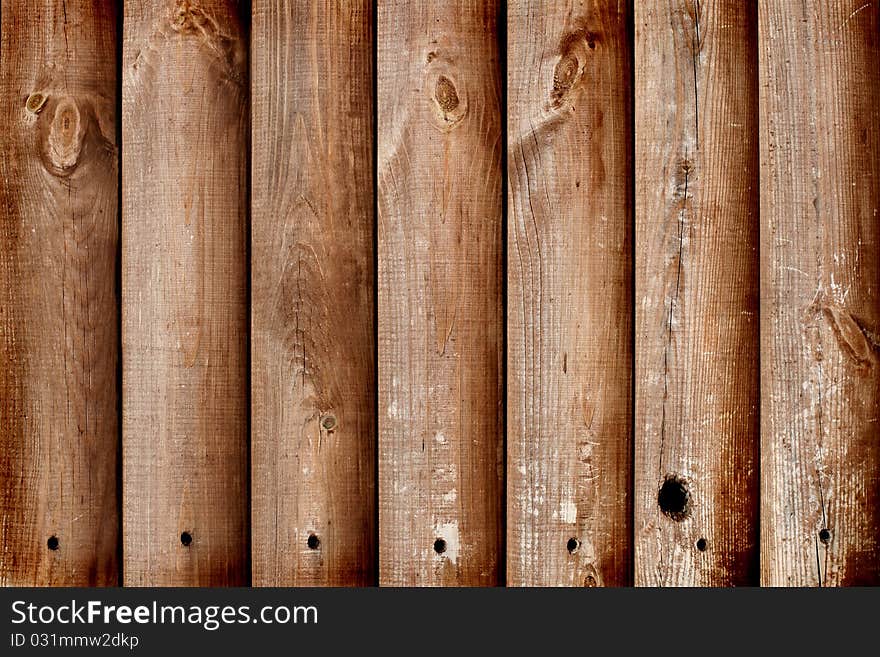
251;1;376;586
377;0;504;586
759;0;880;586
506;0;632;587
0;0;119;586
634;0;760;586
121;0;248;586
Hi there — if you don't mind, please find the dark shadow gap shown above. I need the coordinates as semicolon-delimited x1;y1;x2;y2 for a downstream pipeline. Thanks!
628;1;636;588
751;2;762;587
115;0;124;587
372;0;380;588
242;0;253;588
498;0;508;588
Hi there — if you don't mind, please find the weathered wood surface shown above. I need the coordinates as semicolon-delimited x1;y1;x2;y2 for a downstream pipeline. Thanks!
759;0;880;586
507;0;632;587
121;0;248;586
251;0;376;586
0;0;119;586
377;0;504;586
634;0;760;586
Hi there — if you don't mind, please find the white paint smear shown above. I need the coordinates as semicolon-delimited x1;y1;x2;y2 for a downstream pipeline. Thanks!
560;500;577;524
434;521;460;564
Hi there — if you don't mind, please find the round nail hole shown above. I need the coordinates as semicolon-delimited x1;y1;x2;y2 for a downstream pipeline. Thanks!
567;537;580;554
433;538;447;554
47;535;60;551
307;533;320;550
658;473;691;521
696;537;708;552
819;528;832;544
180;531;193;547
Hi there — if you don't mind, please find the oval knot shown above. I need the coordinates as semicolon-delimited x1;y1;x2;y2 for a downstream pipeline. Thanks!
47;97;84;173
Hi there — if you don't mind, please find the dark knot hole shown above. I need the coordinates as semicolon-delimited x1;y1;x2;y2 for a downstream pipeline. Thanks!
658;473;691;521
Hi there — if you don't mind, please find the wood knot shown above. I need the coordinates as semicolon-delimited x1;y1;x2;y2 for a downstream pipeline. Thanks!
585;31;597;50
26;92;48;114
320;414;337;432
549;28;597;110
425;53;467;130
168;0;246;87
673;158;695;204
552;55;580;103
821;305;878;372
46;97;84;174
435;75;459;113
582;564;601;587
171;0;215;34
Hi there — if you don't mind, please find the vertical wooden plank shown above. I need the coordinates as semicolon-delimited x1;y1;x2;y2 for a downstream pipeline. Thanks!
507;1;632;587
251;1;376;586
377;1;504;586
634;1;759;586
0;0;119;586
759;1;880;585
122;0;248;586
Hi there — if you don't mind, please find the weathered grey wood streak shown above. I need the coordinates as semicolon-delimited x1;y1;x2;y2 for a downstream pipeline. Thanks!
122;0;248;586
635;0;759;586
759;0;880;586
507;0;632;586
0;0;119;586
378;0;504;585
251;0;376;586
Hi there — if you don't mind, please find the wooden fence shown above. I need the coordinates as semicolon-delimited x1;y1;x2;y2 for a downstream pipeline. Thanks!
1;0;878;587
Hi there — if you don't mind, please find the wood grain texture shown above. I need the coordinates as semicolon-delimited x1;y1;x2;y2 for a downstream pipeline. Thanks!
378;0;504;586
121;0;248;586
507;0;632;587
251;0;376;586
0;0;118;586
634;0;759;586
759;0;880;586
